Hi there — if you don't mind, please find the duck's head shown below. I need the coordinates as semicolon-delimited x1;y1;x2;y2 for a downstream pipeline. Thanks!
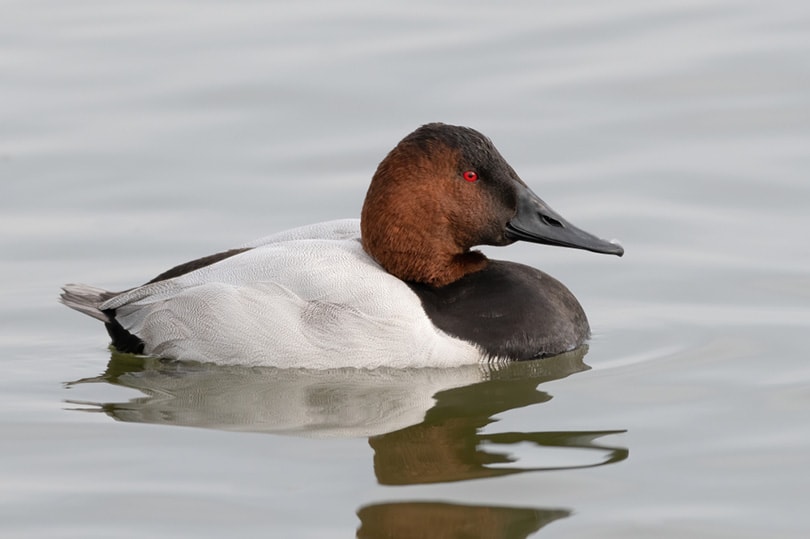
361;123;623;287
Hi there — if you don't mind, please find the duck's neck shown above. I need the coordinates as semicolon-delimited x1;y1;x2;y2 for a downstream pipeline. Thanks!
363;243;489;287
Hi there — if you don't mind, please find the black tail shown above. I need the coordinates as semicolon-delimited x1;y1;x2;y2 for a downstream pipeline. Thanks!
60;284;146;354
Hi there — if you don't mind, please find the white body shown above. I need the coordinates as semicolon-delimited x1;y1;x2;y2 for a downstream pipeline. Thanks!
101;220;486;368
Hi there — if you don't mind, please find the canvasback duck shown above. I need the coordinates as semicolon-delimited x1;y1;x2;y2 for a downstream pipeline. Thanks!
61;123;623;369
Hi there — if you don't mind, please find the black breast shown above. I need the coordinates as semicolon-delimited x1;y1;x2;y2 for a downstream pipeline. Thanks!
406;260;590;360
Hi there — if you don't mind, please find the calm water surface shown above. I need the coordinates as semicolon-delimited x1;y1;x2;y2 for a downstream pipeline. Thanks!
2;0;809;537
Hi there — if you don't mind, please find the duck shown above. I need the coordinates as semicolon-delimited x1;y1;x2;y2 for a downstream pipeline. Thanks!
61;123;623;369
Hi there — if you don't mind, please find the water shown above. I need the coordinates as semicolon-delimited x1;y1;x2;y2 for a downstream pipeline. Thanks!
2;0;809;537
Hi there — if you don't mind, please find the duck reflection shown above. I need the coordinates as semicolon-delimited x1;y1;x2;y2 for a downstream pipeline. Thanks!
369;350;627;484
357;502;570;539
67;346;627;486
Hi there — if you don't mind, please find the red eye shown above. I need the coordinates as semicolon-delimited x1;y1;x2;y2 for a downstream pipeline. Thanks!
463;170;478;182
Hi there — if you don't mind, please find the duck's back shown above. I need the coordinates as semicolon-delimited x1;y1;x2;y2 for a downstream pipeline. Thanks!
97;220;482;369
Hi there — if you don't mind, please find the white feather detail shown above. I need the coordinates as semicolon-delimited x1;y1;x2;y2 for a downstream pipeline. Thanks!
101;220;485;368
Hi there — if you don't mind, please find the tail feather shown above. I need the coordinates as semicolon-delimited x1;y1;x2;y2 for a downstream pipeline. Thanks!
60;284;115;323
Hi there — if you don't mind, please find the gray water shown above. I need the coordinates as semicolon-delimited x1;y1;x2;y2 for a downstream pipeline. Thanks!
2;0;809;537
